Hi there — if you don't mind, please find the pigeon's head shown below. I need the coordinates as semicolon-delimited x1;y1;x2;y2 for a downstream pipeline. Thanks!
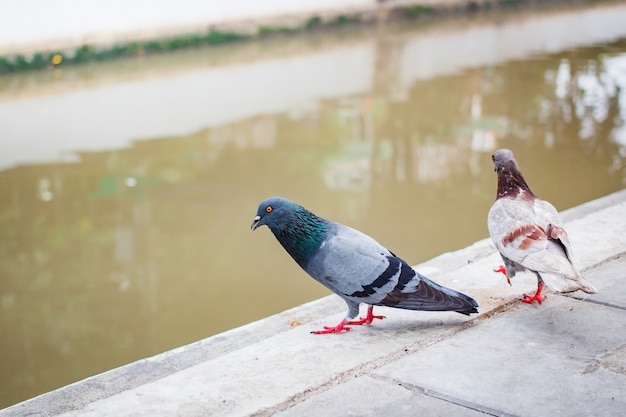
250;196;296;231
492;148;519;173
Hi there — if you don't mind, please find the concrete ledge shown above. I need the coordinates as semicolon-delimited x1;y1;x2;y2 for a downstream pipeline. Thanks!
0;0;482;56
2;189;625;416
1;0;606;70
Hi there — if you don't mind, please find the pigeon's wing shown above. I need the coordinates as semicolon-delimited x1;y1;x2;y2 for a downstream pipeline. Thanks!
488;197;577;278
376;270;478;314
307;224;478;313
530;199;597;293
533;199;563;226
306;224;398;305
533;199;575;256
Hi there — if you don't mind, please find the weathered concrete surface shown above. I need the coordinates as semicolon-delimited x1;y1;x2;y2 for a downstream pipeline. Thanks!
0;0;366;55
281;275;626;417
1;189;624;416
0;0;482;56
4;0;619;57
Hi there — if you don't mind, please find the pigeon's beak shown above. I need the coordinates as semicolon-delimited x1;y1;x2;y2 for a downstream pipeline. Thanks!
250;215;261;231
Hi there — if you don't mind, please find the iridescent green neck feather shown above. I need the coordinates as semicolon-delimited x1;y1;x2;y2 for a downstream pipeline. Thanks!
268;206;329;268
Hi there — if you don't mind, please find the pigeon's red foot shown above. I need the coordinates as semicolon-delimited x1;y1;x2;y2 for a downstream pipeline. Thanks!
311;307;385;334
347;306;385;326
521;293;546;304
520;281;546;304
493;265;511;286
311;321;351;335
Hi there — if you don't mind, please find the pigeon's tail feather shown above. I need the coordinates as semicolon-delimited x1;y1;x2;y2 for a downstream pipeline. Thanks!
539;271;598;294
579;280;598;294
379;273;478;315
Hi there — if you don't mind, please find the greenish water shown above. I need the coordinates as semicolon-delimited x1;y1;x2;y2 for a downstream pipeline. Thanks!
1;3;626;409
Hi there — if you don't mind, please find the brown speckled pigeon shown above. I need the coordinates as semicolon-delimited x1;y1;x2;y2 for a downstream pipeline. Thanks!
487;149;597;304
251;196;479;334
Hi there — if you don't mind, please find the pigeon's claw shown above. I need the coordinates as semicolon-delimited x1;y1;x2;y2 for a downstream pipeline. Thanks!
493;265;511;286
346;306;385;325
521;293;546;304
311;321;351;335
520;281;546;304
313;307;386;334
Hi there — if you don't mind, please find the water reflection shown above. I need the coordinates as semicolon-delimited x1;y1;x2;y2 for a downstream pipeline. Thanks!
2;3;626;409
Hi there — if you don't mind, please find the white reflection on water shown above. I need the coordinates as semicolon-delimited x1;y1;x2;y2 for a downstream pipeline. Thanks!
3;3;626;171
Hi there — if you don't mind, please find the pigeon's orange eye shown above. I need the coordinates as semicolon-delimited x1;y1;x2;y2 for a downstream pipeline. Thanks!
491;155;495;162
265;206;273;213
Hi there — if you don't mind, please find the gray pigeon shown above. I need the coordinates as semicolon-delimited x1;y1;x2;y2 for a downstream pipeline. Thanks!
251;197;479;334
487;149;597;304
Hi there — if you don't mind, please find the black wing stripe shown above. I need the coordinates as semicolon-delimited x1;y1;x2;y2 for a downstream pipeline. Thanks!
394;259;416;292
348;256;401;298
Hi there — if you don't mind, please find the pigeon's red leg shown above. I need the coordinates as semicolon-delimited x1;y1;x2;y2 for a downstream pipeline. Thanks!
311;321;351;335
521;281;546;304
493;265;511;286
347;306;385;325
312;306;385;334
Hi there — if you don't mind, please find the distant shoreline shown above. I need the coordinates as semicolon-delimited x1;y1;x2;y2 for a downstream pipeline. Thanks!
0;0;601;74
